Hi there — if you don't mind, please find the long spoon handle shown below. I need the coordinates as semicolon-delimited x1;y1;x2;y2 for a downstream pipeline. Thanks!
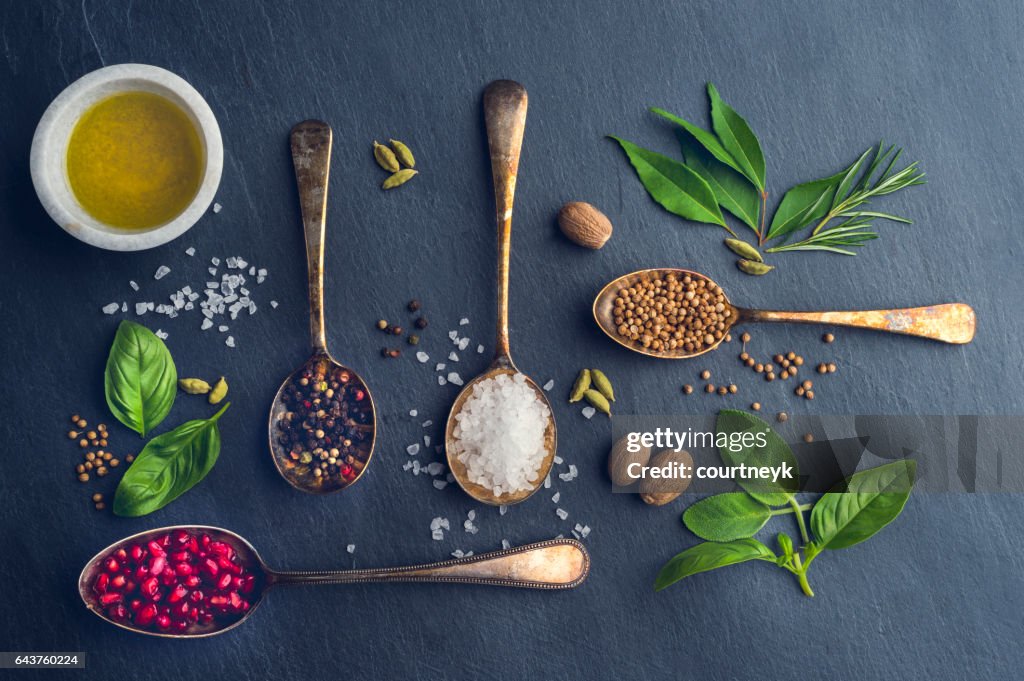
483;80;528;359
268;538;589;589
737;303;976;344
290;120;333;354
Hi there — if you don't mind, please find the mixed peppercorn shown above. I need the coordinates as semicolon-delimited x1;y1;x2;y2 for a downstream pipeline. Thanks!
273;359;373;489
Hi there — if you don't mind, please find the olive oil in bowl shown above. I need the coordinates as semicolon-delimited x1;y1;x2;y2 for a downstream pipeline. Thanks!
66;91;204;230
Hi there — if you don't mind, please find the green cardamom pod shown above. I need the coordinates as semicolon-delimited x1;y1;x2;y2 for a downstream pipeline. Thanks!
389;139;416;168
569;369;591;403
590;369;615;402
178;378;211;394
724;238;763;263
583;389;611;416
208;376;229;405
382;168;418;190
373;141;400;173
737;259;774;276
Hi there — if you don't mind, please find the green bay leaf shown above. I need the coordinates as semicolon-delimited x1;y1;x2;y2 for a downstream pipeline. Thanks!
707;83;766;192
650;107;743;176
678;132;760;231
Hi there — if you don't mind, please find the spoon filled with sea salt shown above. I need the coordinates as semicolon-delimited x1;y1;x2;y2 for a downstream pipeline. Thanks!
445;80;557;506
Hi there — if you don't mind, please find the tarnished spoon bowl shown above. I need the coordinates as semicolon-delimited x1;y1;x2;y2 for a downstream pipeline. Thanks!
80;525;590;638
594;267;976;359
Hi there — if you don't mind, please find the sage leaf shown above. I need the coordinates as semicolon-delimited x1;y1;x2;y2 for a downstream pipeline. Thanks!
113;404;230;517
707;83;766;192
683;492;772;542
678;132;760;231
655;539;776;591
650;107;744;176
810;460;916;551
609;136;727;229
716;409;799;506
104;320;177;437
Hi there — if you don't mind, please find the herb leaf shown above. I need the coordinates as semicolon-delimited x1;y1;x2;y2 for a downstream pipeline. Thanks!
104;320;177;437
650;107;745;176
810;460;916;551
766;169;848;241
655;539;776;591
609;136;728;230
678;132;760;231
113;404;230;517
716;409;799;506
683;492;772;542
706;83;766;192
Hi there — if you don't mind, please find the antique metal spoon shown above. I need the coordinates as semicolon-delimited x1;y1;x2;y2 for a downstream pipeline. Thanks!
594;267;976;359
445;81;557;506
268;121;377;492
79;526;589;638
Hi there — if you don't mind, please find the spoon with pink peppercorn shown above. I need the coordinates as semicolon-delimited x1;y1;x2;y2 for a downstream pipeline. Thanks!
79;526;590;638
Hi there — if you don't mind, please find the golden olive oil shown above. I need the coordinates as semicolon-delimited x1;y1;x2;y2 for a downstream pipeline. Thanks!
66;91;204;229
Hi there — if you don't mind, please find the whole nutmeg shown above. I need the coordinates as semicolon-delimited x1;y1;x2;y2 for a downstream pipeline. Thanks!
640;449;693;506
608;435;651;487
557;201;613;249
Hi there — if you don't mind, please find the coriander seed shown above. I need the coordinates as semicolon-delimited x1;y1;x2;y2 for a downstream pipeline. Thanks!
806;390;815;400
78;473;89;482
77;419;87;428
751;402;761;411
802;380;813;390
701;370;711;380
828;363;837;373
817;363;828;374
741;332;751;343
705;384;715;393
92;493;104;502
376;319;388;330
728;384;737;394
777;412;788;423
823;333;835;343
683;384;694;395
796;386;805;396
803;433;814;443
718;386;728;395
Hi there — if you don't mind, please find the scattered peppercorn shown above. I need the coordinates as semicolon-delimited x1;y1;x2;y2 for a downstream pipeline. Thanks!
415;317;428;329
408;299;421;312
391;326;403;336
823;333;835;343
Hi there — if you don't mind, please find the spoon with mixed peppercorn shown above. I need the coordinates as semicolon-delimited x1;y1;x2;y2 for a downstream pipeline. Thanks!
593;267;976;359
80;526;590;638
267;121;377;493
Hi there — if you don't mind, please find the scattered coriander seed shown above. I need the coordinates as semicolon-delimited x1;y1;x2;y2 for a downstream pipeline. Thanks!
99;439;108;446
78;473;89;482
95;502;106;510
755;363;764;373
701;370;711;380
774;354;784;363
408;335;420;345
802;380;813;390
777;412;788;423
79;439;88;448
110;459;120;467
77;419;87;428
796;386;805;396
68;430;78;439
97;466;108;476
823;333;835;343
741;332;751;343
85;452;95;461
794;356;804;366
828;363;837;373
717;386;728;395
725;333;732;342
391;326;403;336
765;363;775;373
780;370;790;380
751;402;761;411
765;372;776;382
92;493;104;502
75;464;85;474
126;454;134;463
84;462;93;471
705;384;715;393
71;414;80;423
745;358;756;367
728;384;737;394
817;363;828;374
682;384;694;395
376;319;388;330
415;317;428;329
803;433;814;443
806;390;815;400
740;352;749;361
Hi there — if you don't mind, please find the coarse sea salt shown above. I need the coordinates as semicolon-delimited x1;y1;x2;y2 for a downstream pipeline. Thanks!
543;379;554;391
185;247;195;256
154;265;171;280
212;202;222;213
416;352;429;363
556;508;569;520
582;406;596;419
406;444;420;456
102;303;119;314
447;372;464;386
129;280;139;291
346;544;355;554
449;372;550;496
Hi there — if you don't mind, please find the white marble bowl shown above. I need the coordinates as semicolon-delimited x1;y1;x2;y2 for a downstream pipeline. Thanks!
30;64;223;251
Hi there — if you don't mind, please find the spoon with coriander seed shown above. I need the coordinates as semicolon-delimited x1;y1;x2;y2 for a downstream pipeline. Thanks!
445;80;557;507
593;267;976;359
267;121;377;494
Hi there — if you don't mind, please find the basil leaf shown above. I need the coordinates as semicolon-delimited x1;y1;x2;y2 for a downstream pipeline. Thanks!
609;136;726;227
716;409;799;506
683;492;771;542
650;107;744;176
104;321;177;437
706;83;766;192
810;460;916;551
678;132;760;231
113;404;230;517
655;539;776;591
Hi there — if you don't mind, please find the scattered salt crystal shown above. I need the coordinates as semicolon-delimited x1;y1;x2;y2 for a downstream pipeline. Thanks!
433;479;447;490
185;247;196;256
459;318;470;326
155;329;168;340
211;257;221;266
402;461;413;471
447;372;464;386
438;376;447;386
571;530;581;540
435;363;446;371
346;544;355;554
499;505;508;516
448;330;459;341
581;406;596;419
431;517;450;531
426;462;444;476
406;444;420;456
431;529;444;540
135;302;149;316
409;409;418;417
154;265;170;280
451;550;465;558
201;318;213;330
448;352;459;362
502;539;511;550
270;301;278;308
424;435;431;447
551;492;560;503
129;280;139;291
477;344;484;354
121;302;127;312
416;352;429;363
467;510;476;520
457;338;470;351
421;420;433;428
411;461;421;475
556;508;569;520
543;379;554;391
212;202;222;213
258;268;267;277
225;336;235;348
102;302;119;314
249;266;256;276
554;456;563;465
544;475;551;489
218;325;229;332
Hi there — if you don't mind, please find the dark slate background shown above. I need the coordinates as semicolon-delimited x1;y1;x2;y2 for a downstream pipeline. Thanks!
2;0;1022;678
